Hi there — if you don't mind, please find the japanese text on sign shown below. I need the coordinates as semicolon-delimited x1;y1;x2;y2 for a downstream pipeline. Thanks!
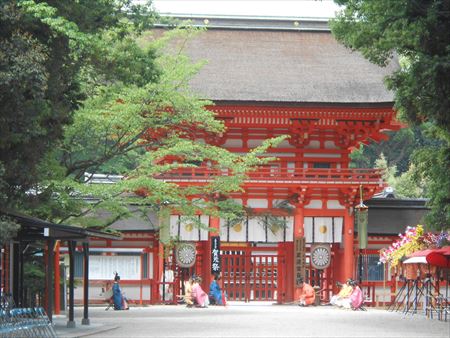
211;236;221;274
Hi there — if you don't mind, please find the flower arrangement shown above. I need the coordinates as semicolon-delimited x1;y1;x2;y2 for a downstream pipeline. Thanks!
379;225;449;268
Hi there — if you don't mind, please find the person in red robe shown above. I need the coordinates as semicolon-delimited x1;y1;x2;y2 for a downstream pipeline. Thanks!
295;278;316;306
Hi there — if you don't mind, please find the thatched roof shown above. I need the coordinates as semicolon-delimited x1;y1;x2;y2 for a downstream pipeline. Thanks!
159;17;399;104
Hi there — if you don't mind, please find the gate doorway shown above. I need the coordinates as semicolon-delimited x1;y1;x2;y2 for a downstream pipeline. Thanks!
221;246;285;302
305;247;335;303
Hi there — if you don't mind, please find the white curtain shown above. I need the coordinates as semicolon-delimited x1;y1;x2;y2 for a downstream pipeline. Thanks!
304;217;343;243
169;215;209;241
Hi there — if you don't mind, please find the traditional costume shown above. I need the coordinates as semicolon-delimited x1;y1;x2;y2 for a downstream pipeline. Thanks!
112;273;129;310
295;281;315;306
350;285;364;309
209;279;223;305
192;280;209;307
330;283;353;307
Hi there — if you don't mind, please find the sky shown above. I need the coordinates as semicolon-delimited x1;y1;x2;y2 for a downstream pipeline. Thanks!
151;0;342;18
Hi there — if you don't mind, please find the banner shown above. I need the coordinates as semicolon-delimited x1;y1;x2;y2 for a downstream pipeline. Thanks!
356;208;368;249
211;236;221;274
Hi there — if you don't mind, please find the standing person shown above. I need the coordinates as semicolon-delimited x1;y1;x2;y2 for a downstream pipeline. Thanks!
192;276;209;308
295;278;316;306
209;273;223;305
112;272;129;310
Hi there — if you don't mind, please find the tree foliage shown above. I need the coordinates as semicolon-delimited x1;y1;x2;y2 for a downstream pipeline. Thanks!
0;216;20;244
1;1;284;235
332;0;450;230
0;0;159;208
350;128;419;173
331;0;450;132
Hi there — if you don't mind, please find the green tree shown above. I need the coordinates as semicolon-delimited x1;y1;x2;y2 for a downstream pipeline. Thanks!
50;27;285;229
2;2;284;234
331;0;450;132
373;153;424;199
350;128;417;173
0;0;159;208
332;0;450;230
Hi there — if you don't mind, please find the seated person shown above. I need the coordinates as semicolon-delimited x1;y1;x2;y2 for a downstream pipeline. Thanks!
180;277;194;307
349;281;364;310
341;279;364;310
295;278;315;306
209;274;223;305
192;276;209;308
330;279;353;307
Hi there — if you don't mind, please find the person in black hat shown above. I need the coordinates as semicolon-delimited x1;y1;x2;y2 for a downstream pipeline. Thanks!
112;272;129;310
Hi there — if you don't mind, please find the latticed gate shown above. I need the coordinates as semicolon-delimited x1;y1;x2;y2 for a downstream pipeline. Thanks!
221;247;284;302
305;245;336;303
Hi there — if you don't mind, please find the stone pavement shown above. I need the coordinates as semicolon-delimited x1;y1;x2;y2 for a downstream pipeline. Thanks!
53;302;449;338
53;314;119;338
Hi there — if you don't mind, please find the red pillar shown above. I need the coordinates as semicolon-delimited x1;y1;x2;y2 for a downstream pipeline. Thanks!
332;245;343;293
202;216;220;290
293;207;304;238
54;241;60;315
152;242;164;304
343;207;355;280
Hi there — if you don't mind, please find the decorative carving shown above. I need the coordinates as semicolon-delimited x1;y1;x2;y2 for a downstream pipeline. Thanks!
289;187;309;207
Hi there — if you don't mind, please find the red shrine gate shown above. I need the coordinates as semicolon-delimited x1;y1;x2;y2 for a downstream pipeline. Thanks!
155;104;401;303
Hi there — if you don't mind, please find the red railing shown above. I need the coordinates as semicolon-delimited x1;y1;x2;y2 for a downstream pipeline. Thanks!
156;167;384;185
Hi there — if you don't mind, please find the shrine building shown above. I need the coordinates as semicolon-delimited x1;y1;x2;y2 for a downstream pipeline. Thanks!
2;15;434;313
77;15;408;306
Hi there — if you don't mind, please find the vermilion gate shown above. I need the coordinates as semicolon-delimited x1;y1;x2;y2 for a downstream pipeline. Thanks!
221;246;286;302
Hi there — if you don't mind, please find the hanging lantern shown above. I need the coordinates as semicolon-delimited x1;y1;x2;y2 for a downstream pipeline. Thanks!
355;185;368;249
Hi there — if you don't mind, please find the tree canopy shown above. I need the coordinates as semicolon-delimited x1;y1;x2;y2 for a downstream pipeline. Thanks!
332;0;450;230
0;0;158;207
331;0;450;133
1;1;283;237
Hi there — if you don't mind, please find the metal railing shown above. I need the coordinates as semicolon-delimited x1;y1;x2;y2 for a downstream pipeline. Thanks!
0;307;57;338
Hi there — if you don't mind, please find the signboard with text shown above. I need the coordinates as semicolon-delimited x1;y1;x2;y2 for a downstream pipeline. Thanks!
211;236;221;274
294;237;306;287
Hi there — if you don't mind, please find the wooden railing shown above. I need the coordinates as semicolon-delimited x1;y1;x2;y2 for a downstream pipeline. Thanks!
156;167;384;185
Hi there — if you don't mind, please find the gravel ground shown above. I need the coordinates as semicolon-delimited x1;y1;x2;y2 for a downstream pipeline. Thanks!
54;302;450;338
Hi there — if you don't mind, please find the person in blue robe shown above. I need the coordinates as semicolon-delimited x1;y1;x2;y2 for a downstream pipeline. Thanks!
112;273;128;310
209;274;223;305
